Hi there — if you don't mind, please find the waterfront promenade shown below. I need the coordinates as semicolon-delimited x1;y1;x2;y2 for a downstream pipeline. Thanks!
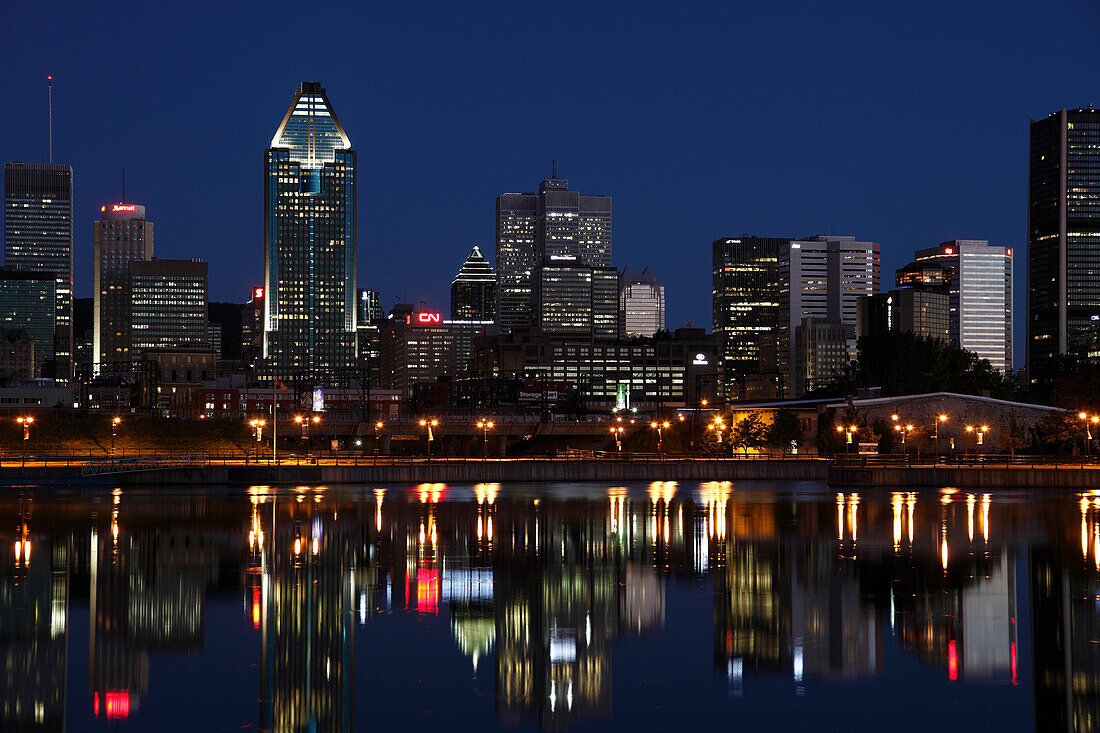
3;453;1100;488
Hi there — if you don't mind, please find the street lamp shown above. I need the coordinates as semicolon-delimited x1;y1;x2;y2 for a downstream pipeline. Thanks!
650;420;670;454
836;424;858;454
476;419;494;459
894;423;913;453
111;417;121;457
294;415;321;456
934;414;948;458
250;418;266;442
708;417;727;453
374;420;384;452
419;418;439;459
610;425;625;451
965;425;990;453
1079;412;1099;457
16;416;33;466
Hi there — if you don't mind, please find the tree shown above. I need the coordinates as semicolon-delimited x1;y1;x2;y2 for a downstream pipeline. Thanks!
767;409;803;454
733;413;769;455
1004;419;1031;457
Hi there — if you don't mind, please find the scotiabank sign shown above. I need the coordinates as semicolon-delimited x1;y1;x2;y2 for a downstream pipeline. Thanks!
253;287;264;300
406;312;442;326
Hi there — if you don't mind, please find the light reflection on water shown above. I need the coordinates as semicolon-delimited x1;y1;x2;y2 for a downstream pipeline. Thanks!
2;481;1094;731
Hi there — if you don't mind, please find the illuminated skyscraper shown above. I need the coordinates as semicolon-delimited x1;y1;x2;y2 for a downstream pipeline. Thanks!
711;236;785;382
915;240;1012;372
3;162;73;379
128;259;208;353
262;82;356;381
619;267;665;337
495;173;612;335
93;203;153;369
1028;107;1100;381
450;246;497;321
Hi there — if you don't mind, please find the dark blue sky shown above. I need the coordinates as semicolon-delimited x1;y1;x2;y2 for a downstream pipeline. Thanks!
3;1;1098;360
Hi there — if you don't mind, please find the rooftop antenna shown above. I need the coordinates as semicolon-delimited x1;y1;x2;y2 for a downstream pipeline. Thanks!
122;168;125;204
47;75;53;163
551;158;557;179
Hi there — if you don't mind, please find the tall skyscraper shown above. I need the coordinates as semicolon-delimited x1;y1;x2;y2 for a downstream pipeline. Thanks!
0;270;56;377
915;240;1012;372
535;264;618;339
1028;107;1100;381
93;203;154;368
263;81;356;381
712;236;785;382
450;246;497;321
779;235;880;396
3;162;73;379
619;266;665;337
495;173;612;334
128;259;208;353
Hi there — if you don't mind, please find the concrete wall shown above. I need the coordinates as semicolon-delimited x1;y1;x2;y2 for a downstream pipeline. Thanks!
828;464;1100;489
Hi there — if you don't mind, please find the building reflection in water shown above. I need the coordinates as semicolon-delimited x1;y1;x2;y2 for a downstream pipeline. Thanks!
6;483;1100;730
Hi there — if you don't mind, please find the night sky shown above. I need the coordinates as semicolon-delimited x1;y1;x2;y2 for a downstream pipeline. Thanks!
2;1;1098;362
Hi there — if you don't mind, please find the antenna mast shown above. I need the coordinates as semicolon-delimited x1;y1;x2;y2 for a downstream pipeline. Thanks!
47;75;53;163
122;169;126;204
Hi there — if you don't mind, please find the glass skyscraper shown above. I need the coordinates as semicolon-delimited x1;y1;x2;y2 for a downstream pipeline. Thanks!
450;246;497;321
263;82;357;382
711;236;785;384
916;240;1012;372
0;270;56;377
128;259;208;353
3;162;73;379
1028;107;1100;381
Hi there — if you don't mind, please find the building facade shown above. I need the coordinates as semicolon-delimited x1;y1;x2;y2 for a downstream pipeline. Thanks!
263;81;357;382
379;306;457;398
0;328;35;380
793;319;849;397
779;235;880;396
93;203;154;369
3;163;73;378
915;240;1012;372
1027;107;1100;381
711;236;785;384
450;246;497;321
535;264;618;339
128;259;208;353
495;174;612;334
0;270;56;377
619;266;665;337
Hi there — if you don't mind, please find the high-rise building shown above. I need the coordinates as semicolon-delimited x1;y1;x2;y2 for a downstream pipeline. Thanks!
128;259;208;353
241;286;265;364
793;319;850;404
535;264;618;339
915;240;1012;372
495;173;612;334
263;81;357;381
779;235;880;396
357;289;384;325
450;246;497;321
0;270;55;377
93;203;153;368
711;237;785;383
1028;107;1100;381
3;162;73;379
619;266;665;337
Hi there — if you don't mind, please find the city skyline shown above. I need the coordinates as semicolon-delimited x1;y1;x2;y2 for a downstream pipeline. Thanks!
3;2;1097;367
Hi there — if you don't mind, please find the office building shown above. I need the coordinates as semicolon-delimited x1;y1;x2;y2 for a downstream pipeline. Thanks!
619;266;665;337
711;236;785;383
0;270;56;377
3;162;73;378
857;262;950;341
263;81;357;381
0;328;35;380
451;246;497;321
1028;107;1100;381
793;319;849;396
241;286;264;364
779;235;880;396
536;263;618;339
915;240;1012;371
357;288;384;325
496;173;612;333
379;305;456;397
93;203;154;368
128;259;208;353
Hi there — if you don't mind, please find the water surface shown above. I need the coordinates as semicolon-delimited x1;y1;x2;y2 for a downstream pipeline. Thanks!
3;481;1092;731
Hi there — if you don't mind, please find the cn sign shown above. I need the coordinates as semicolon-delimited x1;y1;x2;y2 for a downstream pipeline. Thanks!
416;312;442;325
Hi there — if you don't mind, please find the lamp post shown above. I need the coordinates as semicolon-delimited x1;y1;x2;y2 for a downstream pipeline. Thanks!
965;425;989;455
295;415;320;457
374;421;383;453
420;418;439;460
836;424;857;455
1079;412;1099;458
16;416;33;466
650;420;670;454
894;423;913;453
250;418;266;442
111;417;121;457
934;414;948;459
477;420;494;459
610;426;625;451
708;417;727;454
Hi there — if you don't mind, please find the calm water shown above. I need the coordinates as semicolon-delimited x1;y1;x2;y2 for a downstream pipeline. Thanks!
3;480;1097;732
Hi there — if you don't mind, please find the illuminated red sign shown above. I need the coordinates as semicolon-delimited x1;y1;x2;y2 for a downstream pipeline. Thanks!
1006;248;1013;257
416;312;442;325
944;247;954;255
111;204;137;213
253;287;264;301
416;569;439;613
